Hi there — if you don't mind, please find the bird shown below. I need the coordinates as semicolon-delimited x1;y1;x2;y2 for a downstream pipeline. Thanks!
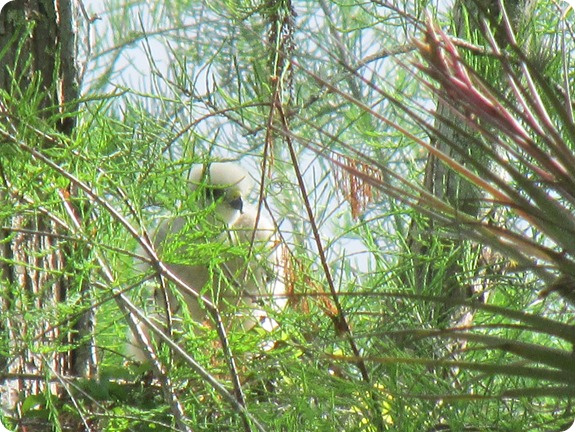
127;161;285;362
186;161;253;227
221;204;287;332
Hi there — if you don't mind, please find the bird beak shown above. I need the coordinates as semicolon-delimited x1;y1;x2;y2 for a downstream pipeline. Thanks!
230;196;243;213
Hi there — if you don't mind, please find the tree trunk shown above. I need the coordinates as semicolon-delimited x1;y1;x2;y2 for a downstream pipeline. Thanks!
407;0;535;348
0;0;92;426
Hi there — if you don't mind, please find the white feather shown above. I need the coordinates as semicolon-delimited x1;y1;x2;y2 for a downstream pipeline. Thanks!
188;162;253;226
127;162;285;362
222;205;287;331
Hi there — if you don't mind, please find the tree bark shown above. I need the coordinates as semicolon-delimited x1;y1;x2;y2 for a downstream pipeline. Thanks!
407;0;535;346
0;0;91;425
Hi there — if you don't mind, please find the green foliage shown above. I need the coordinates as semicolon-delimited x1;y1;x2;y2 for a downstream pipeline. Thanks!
0;0;574;431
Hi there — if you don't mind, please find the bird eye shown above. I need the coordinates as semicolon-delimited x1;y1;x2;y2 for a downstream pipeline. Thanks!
205;187;225;201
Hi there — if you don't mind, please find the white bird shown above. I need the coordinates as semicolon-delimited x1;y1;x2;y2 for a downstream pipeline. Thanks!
128;162;285;362
187;161;253;227
222;205;287;331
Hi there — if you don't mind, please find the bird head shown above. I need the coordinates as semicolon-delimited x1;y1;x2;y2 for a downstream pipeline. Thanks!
188;162;252;226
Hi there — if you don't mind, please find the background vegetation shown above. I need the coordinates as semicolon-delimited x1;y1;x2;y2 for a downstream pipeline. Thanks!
0;0;573;431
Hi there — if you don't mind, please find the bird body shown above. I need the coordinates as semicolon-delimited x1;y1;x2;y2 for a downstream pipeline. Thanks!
221;206;287;331
128;162;285;362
